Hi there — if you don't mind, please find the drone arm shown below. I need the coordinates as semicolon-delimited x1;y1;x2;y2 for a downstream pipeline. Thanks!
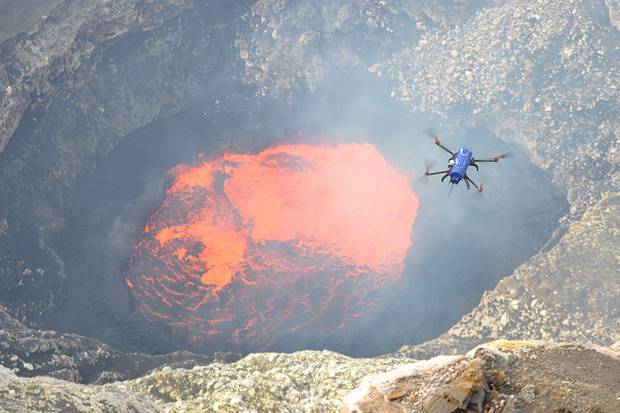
433;137;455;156
424;169;450;176
474;157;500;163
464;175;483;192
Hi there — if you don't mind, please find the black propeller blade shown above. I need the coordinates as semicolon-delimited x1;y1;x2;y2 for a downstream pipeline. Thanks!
495;151;514;161
423;128;442;145
423;128;438;139
477;175;490;194
423;158;436;174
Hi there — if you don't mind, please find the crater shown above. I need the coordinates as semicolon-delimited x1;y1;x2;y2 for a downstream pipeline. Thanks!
43;78;568;356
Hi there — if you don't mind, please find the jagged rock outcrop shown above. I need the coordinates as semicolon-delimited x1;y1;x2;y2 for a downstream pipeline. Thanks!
399;192;619;359
0;304;238;384
0;364;161;413
345;341;620;413
1;340;617;412
113;350;410;412
106;341;619;412
0;0;192;153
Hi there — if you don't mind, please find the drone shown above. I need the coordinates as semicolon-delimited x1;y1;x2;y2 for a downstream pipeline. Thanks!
423;130;512;194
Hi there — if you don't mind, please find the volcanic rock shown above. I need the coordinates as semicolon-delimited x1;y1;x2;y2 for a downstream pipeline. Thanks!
0;304;238;384
400;192;620;359
0;0;192;153
113;350;409;412
1;339;617;412
0;364;160;413
380;0;618;216
344;341;620;413
377;0;620;359
85;341;620;412
0;0;65;43
237;0;494;99
0;0;197;328
0;3;617;410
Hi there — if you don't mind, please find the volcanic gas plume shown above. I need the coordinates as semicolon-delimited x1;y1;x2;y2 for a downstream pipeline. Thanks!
125;143;418;348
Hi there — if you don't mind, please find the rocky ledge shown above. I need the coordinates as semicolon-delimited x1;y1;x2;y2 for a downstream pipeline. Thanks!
0;364;160;413
344;341;620;413
2;340;616;412
0;304;238;384
113;350;408;413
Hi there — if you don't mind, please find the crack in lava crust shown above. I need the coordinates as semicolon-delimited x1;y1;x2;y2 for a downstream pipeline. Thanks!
125;143;419;348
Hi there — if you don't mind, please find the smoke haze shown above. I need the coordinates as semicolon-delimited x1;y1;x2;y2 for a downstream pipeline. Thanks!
0;0;578;357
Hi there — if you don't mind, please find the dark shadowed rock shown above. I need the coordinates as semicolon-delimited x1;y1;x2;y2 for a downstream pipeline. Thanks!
400;192;619;359
0;304;238;384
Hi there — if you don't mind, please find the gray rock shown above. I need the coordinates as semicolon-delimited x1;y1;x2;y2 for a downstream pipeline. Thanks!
345;342;620;413
0;364;161;413
400;193;619;359
381;0;619;216
0;0;195;327
114;350;410;413
237;0;493;99
605;0;620;30
0;0;64;44
0;304;238;384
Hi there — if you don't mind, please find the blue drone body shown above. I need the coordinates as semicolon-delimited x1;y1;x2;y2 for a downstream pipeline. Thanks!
424;132;511;193
449;147;474;183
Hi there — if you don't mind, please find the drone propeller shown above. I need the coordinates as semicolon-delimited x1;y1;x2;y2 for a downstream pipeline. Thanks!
423;158;436;176
423;128;438;139
494;151;514;161
423;128;442;145
477;176;489;193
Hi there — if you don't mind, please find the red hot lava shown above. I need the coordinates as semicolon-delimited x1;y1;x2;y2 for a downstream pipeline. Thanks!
125;143;418;348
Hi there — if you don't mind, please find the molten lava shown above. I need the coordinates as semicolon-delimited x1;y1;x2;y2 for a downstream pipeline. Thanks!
126;143;418;348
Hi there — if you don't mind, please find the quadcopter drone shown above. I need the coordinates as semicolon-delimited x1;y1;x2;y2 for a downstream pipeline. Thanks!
423;130;512;194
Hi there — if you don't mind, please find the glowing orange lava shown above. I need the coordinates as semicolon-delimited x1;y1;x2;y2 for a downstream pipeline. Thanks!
126;143;418;348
